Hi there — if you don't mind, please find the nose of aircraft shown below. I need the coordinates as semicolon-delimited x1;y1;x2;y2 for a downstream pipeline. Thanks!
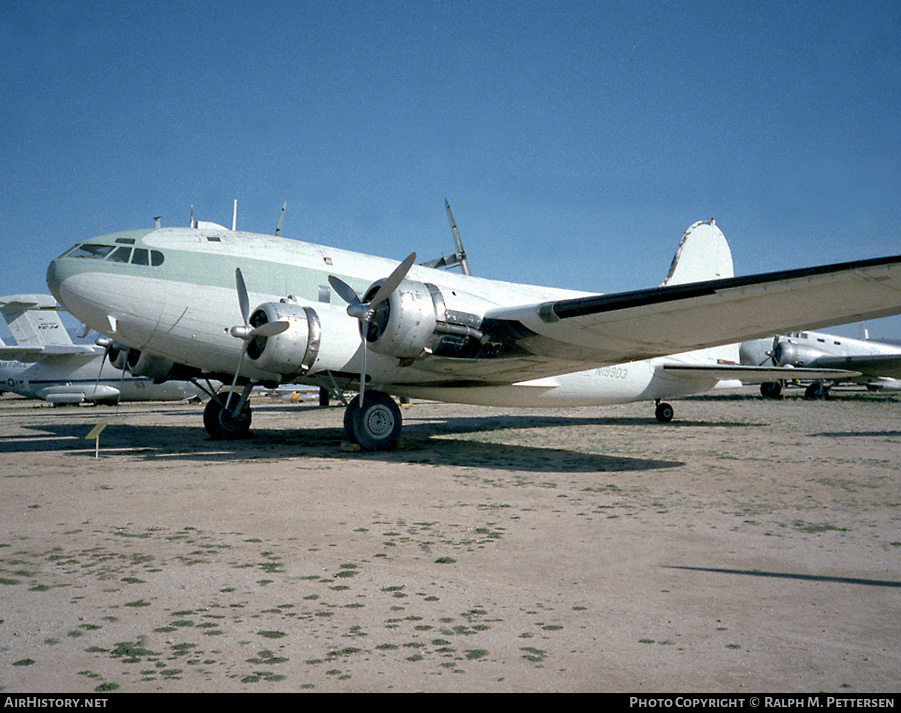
46;257;64;305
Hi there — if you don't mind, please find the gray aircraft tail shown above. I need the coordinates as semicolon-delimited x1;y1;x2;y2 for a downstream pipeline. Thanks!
0;294;74;346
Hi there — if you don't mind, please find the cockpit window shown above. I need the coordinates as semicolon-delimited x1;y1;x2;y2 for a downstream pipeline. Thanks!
107;246;132;263
61;242;165;267
69;244;115;259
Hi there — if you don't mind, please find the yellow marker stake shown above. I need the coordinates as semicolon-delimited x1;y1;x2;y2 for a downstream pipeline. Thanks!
85;422;109;459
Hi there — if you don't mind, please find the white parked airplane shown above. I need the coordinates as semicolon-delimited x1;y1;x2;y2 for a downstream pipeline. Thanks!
45;212;901;449
740;329;901;399
0;294;212;404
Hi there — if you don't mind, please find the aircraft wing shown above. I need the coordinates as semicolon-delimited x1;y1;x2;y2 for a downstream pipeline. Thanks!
806;353;901;379
483;255;901;367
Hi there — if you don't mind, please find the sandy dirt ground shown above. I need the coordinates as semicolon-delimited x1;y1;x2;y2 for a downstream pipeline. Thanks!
0;387;899;693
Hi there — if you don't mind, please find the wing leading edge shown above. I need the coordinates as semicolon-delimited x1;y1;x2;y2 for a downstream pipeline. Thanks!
483;254;901;367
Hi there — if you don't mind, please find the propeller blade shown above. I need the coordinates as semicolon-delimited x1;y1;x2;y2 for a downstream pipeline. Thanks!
226;344;247;410
235;268;250;327
328;275;362;307
368;252;417;307
250;320;290;338
91;348;108;400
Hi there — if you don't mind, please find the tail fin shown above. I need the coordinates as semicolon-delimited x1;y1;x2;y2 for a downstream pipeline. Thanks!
0;294;74;346
661;221;738;367
661;219;733;287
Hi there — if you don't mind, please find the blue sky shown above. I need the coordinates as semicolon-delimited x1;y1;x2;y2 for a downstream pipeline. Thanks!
2;0;900;339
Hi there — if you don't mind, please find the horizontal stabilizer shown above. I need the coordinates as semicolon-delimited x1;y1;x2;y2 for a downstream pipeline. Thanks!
659;364;859;381
0;344;103;363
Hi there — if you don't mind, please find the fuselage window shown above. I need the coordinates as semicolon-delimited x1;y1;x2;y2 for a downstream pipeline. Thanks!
132;248;149;265
69;244;115;259
150;250;165;266
115;237;136;245
107;246;133;263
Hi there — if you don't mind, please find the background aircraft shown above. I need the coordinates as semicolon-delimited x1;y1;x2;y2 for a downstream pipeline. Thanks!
0;294;212;404
46;209;898;450
740;330;901;399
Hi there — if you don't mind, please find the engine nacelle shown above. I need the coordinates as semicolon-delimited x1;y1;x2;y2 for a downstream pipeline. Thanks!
108;342;130;371
126;349;176;380
364;280;438;359
363;279;489;360
772;341;830;367
245;302;320;378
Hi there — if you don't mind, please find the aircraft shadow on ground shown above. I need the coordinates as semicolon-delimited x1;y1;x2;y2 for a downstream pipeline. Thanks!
2;416;687;473
399;412;760;432
810;430;901;439
666;565;901;589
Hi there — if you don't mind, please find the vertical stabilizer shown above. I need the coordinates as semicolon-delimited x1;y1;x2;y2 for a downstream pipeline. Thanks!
661;221;738;366
0;295;74;346
661;219;733;286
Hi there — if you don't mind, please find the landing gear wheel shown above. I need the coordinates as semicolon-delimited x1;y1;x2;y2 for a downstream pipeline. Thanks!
804;382;830;400
345;391;402;451
343;397;360;444
655;401;674;423
203;397;252;440
760;381;783;399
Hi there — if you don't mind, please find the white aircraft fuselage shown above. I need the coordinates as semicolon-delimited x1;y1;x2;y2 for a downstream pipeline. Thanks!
46;224;736;408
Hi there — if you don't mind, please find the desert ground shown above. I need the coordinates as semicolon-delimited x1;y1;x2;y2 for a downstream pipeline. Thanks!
0;387;898;693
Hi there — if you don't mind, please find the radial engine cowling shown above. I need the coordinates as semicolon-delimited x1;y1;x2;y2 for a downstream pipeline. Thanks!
772;341;829;368
107;341;130;371
245;302;320;378
126;349;176;380
361;279;488;360
363;280;438;359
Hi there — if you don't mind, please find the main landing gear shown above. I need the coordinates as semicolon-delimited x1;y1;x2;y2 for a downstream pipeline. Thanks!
203;384;253;440
343;391;402;451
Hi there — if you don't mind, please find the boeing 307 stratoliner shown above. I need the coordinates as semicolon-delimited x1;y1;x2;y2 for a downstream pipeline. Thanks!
45;209;901;450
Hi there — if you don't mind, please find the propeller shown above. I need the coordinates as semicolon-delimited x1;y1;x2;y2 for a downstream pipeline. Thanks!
91;337;110;402
759;335;782;366
328;252;417;402
226;268;290;408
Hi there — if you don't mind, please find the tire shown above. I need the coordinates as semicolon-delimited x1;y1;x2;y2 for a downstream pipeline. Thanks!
343;397;359;444
804;382;829;400
760;382;783;399
203;397;252;440
349;391;402;451
655;401;674;423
